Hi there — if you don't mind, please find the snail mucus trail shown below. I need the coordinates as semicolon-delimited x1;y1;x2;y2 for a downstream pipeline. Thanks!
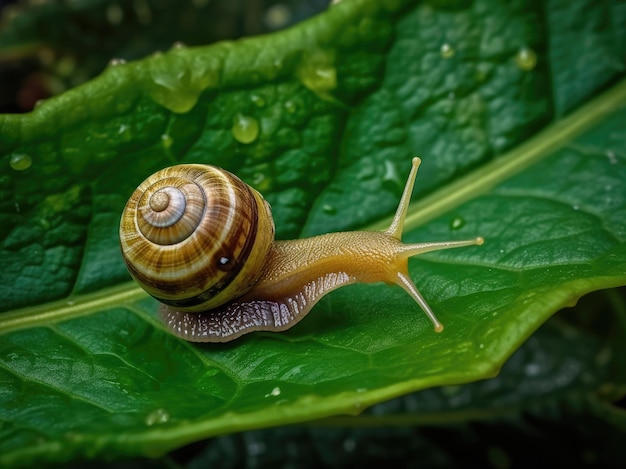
119;158;484;342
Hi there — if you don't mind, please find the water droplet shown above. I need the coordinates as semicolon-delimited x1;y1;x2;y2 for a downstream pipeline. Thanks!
298;50;337;97
450;216;465;230
171;41;186;50
322;204;337;215
106;3;124;25
479;343;484;349
264;4;291;30
265;386;281;398
250;94;265;107
231;114;259;144
573;204;580;211
161;133;173;148
382;160;402;188
284;100;297;113
145;408;169;426
109;58;126;67
440;43;455;58
356;163;375;181
251;171;267;186
515;47;537;71
10;153;32;171
118;124;129;134
606;150;618;165
66;300;75;306
148;53;218;113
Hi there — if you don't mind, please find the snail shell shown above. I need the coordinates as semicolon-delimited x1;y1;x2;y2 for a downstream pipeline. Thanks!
120;158;484;343
119;164;275;311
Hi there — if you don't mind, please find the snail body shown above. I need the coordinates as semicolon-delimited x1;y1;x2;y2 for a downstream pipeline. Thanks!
120;158;483;342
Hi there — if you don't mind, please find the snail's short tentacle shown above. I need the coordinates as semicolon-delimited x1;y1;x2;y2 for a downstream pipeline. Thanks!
121;159;485;343
385;156;421;240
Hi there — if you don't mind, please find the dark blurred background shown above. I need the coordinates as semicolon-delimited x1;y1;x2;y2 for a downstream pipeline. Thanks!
0;0;328;113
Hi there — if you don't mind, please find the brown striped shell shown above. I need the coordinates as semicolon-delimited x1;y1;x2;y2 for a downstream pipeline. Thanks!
119;164;275;312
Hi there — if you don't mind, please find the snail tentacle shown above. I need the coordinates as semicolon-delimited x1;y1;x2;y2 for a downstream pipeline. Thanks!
120;158;484;343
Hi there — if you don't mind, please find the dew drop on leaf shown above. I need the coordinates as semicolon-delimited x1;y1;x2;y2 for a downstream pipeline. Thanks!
250;94;265;107
284;100;297;113
322;204;337;215
264;386;281;397
606;150;618;164
440;43;455;58
161;134;173;148
450;216;465;230
356;162;375;181
231;114;259;144
108;58;126;67
145;408;170;426
297;50;337;98
251;171;271;192
10;153;32;171
382;160;402;190
515;47;537;71
148;53;217;113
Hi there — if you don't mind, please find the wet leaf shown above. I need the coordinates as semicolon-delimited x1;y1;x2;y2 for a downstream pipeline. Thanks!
1;0;625;466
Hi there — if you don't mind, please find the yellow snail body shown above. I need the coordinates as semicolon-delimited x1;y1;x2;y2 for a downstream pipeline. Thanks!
119;158;483;342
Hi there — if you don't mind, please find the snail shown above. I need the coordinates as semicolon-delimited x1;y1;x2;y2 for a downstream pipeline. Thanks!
119;158;483;343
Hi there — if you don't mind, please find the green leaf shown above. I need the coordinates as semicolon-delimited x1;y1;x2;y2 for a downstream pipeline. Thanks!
183;303;626;467
1;0;625;466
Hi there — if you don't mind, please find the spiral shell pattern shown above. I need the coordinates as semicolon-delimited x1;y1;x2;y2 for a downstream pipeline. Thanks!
120;164;275;311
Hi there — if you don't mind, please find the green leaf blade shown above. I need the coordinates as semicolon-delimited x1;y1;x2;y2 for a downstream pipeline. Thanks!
1;0;626;465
